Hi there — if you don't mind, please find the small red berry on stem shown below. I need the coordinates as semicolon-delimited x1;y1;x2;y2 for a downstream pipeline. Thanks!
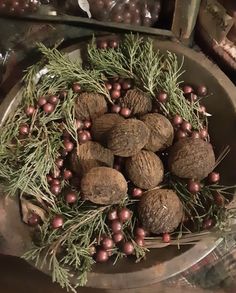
197;85;208;96
72;83;81;93
181;121;192;133
214;192;224;206
78;131;89;144
120;107;131;118
122;80;132;90
172;115;183;126
43;103;55;114
83;120;92;129
191;131;200;139
200;128;208;139
105;81;112;91
135;237;145;247
28;213;41;226
182;85;193;94
111;90;121;100
96;249;109;263
76;120;84;130
187;180;201;194
48;95;59;105
203;218;214;230
111;104;121;114
135;227;147;238
38;96;47;106
25;106;35;116
157;92;168;103
55;158;64;169
50;184;61;196
63;169;73;180
19;124;30;135
52;215;64;229
109;40;119;49
112;82;121;91
176;130;187;140
110;219;122;234
97;40;108;50
102;237;114;250
51;179;61;186
113;232;124;243
208;172;220;184
63;140;74;152
122;242;134;255
118;208;132;223
162;233;171;243
65;191;78;204
132;187;143;198
108;209;118;221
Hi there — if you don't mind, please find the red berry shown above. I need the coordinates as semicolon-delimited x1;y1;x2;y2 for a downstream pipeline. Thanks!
187;180;200;194
200;128;208;139
109;40;119;49
97;40;108;49
48;95;59;105
132;187;143;198
63;169;73;180
214;192;224;206
186;93;198;103
105;81;112;91
197;85;208;96
122;80;132;90
63;140;74;152
65;192;78;204
96;249;109;263
182;85;193;94
89;246;96;256
157;92;168;103
55;158;64;169
83;120;92;129
102;237;114;250
28;213;41;226
122;242;134;255
172;115;183;126
51;215;64;229
118;208;132;223
135;237;145;247
135;227;146;238
19;124;30;135
25;106;35;116
110;220;122;233
181;121;192;133
46;175;53;183
111;90;121;100
111;104;121;113
108;209;118;221
199;105;206;114
50;184;61;195
162;233;171;243
78;131;89;144
120;107;131;118
208;172;220;184
112;232;124;243
176;130;187;140
112;82;121;91
72;83;81;93
43;103;55;114
38;96;47;106
51;179;61;186
191;131;200;139
83;130;92;141
202;218;214;230
76;120;84;130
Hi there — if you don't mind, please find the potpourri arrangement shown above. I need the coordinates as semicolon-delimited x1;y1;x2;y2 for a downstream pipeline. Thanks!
0;34;235;292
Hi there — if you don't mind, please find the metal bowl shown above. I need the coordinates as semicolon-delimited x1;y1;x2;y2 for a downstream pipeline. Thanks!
0;36;236;290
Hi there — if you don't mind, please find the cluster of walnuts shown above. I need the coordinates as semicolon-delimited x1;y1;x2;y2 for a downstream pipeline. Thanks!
71;88;216;235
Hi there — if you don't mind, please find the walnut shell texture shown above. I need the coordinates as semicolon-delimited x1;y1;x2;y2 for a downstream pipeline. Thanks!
75;92;107;120
168;137;216;180
107;119;150;157
70;141;114;174
138;189;183;234
125;150;164;189
120;89;152;116
140;113;174;152
91;114;125;144
81;167;127;205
